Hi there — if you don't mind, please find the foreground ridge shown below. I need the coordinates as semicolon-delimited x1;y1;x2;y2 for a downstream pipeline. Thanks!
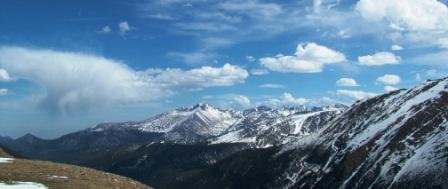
0;146;151;189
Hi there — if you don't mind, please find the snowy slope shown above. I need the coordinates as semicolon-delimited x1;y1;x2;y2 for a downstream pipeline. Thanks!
211;106;345;147
279;78;448;189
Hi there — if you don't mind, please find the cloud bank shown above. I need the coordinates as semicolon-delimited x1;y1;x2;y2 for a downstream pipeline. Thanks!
0;46;248;114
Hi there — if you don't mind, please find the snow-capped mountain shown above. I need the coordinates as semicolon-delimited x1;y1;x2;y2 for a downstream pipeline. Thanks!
92;103;243;144
135;103;243;144
2;102;345;164
134;103;242;134
91;103;346;146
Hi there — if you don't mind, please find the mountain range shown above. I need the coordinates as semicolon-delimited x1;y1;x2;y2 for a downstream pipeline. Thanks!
1;77;448;189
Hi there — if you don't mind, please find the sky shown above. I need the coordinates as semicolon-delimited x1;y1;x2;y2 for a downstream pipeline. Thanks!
1;0;448;138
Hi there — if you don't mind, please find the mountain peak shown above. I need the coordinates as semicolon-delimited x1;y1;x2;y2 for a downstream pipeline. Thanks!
17;133;38;140
16;133;42;144
176;103;217;112
192;103;211;110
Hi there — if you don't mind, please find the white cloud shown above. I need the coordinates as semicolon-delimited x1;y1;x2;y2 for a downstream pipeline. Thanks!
258;83;284;89
358;52;400;66
260;42;346;73
0;68;12;82
100;25;112;34
336;78;359;87
391;45;403;51
144;63;248;88
168;51;217;65
145;14;176;20
250;68;269;75
337;89;377;100
203;94;252;109
356;0;448;32
118;21;131;34
0;88;8;96
0;46;248;114
232;95;251;108
384;85;399;92
246;55;256;62
265;93;308;107
376;74;401;85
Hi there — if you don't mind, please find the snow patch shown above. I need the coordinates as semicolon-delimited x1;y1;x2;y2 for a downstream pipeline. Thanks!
48;175;69;179
0;157;14;163
290;111;323;135
211;130;256;144
0;182;47;189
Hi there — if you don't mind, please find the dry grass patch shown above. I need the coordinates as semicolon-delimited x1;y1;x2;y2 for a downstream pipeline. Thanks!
0;158;152;189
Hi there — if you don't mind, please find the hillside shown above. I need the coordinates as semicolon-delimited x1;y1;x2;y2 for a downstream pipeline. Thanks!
0;146;151;189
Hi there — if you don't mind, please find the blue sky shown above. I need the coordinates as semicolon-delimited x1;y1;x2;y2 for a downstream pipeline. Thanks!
1;0;448;138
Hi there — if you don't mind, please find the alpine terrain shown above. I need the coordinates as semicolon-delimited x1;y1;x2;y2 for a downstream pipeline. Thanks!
1;77;448;189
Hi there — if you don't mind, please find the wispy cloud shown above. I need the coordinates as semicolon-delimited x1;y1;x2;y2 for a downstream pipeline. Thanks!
137;0;353;65
99;25;112;34
408;50;448;69
258;83;284;89
337;89;377;100
262;93;308;107
250;68;269;75
167;51;218;65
